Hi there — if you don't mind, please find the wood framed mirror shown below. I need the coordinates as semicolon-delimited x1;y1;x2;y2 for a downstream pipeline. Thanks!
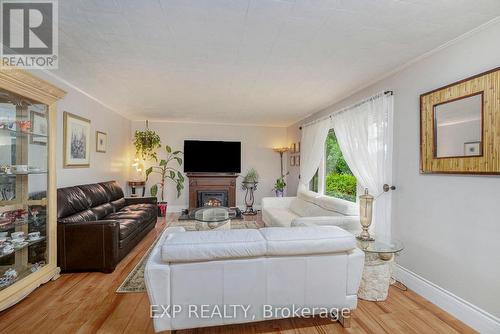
420;67;500;174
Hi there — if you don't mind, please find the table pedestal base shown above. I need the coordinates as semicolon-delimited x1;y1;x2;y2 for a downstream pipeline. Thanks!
358;253;393;301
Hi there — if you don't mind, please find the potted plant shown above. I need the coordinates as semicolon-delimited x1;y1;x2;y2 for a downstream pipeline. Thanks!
274;177;286;197
241;168;259;215
242;168;259;187
145;145;184;217
133;122;161;161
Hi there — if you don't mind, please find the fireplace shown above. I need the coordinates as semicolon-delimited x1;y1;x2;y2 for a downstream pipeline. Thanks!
197;190;228;207
187;173;237;210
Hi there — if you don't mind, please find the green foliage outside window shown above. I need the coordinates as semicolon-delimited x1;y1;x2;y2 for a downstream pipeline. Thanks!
325;130;357;202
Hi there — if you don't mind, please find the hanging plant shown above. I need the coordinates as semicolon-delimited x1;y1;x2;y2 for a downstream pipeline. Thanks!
133;121;161;161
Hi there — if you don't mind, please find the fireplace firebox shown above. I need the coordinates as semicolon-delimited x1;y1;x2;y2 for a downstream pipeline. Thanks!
197;190;228;207
187;173;237;210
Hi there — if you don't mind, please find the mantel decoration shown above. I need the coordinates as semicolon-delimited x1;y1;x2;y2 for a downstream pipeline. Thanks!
133;120;161;162
420;66;500;174
357;188;374;241
241;168;258;215
146;145;184;217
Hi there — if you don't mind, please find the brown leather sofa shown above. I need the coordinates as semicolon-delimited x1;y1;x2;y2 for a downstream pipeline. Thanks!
57;181;157;273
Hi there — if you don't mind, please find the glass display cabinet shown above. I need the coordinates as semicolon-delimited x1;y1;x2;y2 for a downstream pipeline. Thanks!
0;68;65;310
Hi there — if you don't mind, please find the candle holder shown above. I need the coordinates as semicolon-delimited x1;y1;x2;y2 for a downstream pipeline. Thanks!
357;188;374;241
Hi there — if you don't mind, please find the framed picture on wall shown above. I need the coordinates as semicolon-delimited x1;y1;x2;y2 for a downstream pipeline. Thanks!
63;112;91;168
30;110;48;145
296;155;300;166
290;155;295;166
96;131;107;153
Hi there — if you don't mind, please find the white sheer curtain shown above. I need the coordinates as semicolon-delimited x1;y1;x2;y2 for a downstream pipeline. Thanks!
299;118;331;186
332;92;394;241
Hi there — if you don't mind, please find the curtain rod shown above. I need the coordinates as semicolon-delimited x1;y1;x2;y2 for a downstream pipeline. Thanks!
299;90;393;130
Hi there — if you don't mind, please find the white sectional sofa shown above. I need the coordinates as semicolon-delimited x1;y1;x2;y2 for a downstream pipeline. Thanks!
262;185;360;233
145;226;365;332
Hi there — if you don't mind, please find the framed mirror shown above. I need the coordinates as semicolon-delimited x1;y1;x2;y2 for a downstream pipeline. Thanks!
420;66;500;174
434;92;483;158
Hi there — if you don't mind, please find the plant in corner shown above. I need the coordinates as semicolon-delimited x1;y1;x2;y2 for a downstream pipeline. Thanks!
145;145;185;217
133;123;161;161
274;176;286;197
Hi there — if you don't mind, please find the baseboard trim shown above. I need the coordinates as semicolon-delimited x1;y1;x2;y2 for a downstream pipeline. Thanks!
393;264;500;334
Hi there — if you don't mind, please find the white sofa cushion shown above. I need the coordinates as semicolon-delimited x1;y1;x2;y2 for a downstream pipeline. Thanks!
316;195;358;216
288;198;311;216
260;226;356;256
297;186;320;204
289;197;343;217
264;207;299;227
161;229;266;263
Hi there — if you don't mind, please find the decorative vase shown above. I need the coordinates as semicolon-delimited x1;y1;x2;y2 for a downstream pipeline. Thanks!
157;202;167;217
242;181;257;215
357;188;374;241
275;189;284;197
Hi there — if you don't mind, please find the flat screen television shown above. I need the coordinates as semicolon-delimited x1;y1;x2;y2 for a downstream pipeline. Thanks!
184;140;241;173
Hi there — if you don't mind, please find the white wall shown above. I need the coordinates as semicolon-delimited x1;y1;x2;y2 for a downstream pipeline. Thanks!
287;21;500;319
31;71;132;189
131;121;287;211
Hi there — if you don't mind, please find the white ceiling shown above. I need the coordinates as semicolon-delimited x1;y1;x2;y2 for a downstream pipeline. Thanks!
52;0;500;126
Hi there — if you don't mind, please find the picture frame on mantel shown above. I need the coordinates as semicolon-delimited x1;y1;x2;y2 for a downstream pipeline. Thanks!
63;112;91;168
420;66;500;174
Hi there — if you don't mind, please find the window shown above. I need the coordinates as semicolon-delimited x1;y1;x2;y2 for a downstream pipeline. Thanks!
309;169;319;192
306;129;357;202
324;129;357;202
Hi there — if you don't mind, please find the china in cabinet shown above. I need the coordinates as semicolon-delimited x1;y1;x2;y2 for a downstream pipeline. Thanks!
0;68;65;310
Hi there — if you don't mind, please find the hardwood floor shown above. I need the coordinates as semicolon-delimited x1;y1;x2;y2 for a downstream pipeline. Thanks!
0;214;476;334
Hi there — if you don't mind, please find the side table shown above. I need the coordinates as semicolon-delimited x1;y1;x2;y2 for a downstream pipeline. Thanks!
128;180;146;197
357;238;404;301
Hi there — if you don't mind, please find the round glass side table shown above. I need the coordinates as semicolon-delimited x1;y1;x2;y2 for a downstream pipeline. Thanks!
357;238;404;301
188;206;231;230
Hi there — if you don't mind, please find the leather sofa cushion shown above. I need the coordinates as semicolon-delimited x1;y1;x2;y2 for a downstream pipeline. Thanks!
78;183;110;206
121;203;156;212
100;181;124;201
260;226;356;256
111;198;126;211
91;203;115;220
117;219;140;239
161;230;266;263
58;209;97;224
105;211;149;224
57;186;91;219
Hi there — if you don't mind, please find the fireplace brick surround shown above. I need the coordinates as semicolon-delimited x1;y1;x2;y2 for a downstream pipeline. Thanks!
187;173;237;209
